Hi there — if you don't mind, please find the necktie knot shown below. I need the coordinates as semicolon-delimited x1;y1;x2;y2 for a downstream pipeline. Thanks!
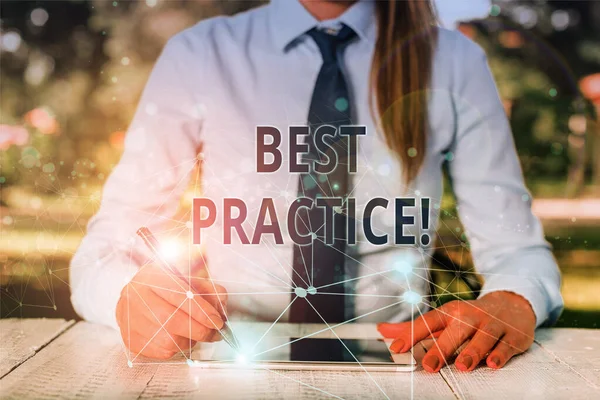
307;24;357;64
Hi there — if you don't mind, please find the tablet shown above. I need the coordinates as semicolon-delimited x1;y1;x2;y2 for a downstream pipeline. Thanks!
191;337;417;372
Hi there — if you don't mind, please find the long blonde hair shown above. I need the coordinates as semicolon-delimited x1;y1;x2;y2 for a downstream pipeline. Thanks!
370;0;438;184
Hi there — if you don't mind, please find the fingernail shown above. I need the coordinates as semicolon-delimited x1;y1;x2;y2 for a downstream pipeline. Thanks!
390;339;405;353
489;355;502;369
423;355;440;372
209;314;224;329
457;355;473;371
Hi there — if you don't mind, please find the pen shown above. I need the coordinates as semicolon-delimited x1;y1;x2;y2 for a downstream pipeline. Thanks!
136;226;241;351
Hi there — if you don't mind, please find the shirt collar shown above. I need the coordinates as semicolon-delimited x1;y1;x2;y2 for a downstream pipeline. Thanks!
268;0;376;52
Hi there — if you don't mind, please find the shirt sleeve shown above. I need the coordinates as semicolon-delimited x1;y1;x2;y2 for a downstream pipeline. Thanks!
69;34;203;329
447;42;564;327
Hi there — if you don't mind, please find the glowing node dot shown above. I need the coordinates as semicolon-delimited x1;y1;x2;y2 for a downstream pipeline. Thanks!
521;194;530;202
394;260;413;275
332;182;340;191
334;97;349;112
490;4;501;17
295;287;307;298
186;359;194;367
549;88;558;97
307;286;317;295
160;239;181;261
402;290;422;305
310;232;317;240
186;291;194;299
127;360;133;368
407;147;417;158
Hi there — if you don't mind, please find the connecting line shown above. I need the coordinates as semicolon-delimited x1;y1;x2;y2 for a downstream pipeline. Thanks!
411;303;414;400
130;290;190;363
411;272;535;340
190;295;238;351
197;291;294;296
308;234;410;291
262;234;311;289
316;293;406;298
315;267;397;290
141;157;198;223
304;298;391;400
289;213;314;288
198;251;242;351
204;235;295;289
413;304;467;400
129;281;187;294
258;365;345;400
251;297;297;352
127;265;132;362
253;300;404;358
186;277;292;289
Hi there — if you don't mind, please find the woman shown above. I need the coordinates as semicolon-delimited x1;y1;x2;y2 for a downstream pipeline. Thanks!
70;0;563;373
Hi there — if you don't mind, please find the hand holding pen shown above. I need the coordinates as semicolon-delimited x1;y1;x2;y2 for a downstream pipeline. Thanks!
136;227;240;350
114;227;238;360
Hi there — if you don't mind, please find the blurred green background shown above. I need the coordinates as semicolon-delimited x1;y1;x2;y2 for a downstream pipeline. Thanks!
1;0;599;328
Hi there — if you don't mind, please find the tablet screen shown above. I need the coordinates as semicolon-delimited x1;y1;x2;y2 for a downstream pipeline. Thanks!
199;336;396;364
287;338;393;363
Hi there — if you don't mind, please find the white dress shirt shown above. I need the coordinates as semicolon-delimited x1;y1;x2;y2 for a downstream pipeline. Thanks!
70;0;563;330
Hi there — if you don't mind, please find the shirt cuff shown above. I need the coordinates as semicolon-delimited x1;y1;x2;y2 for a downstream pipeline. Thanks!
478;250;563;328
70;250;138;330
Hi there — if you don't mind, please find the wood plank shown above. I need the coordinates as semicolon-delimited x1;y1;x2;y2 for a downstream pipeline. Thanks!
0;318;75;378
139;364;455;400
535;328;600;387
436;328;600;400
0;322;157;399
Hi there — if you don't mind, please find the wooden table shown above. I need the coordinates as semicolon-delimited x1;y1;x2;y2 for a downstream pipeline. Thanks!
1;319;599;399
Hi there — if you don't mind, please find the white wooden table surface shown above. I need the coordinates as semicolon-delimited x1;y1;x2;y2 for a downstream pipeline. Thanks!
1;319;599;399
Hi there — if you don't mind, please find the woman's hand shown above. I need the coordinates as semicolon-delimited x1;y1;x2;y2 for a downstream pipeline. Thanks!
378;291;536;372
116;264;228;359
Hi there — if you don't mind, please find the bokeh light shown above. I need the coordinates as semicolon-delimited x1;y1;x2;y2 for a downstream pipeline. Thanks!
30;8;49;27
